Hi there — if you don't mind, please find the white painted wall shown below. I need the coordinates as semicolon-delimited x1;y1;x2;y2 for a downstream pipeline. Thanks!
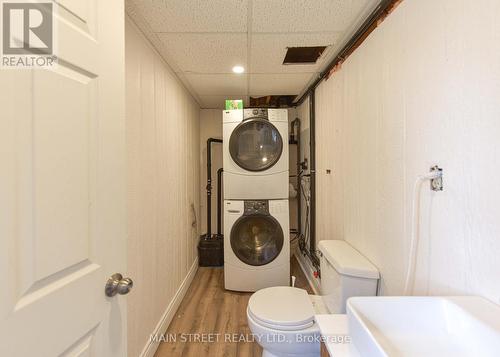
126;18;200;357
309;0;500;303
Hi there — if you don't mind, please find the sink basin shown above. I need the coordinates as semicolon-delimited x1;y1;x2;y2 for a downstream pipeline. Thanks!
347;296;500;357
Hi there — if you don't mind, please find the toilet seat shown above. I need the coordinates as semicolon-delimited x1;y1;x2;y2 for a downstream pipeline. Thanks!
247;286;315;331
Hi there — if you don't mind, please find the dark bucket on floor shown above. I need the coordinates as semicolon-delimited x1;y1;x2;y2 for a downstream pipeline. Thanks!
198;234;224;267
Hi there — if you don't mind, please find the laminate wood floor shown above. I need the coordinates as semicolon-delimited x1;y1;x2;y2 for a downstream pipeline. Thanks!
155;256;313;357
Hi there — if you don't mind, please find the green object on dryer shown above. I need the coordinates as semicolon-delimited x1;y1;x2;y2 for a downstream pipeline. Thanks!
225;99;243;110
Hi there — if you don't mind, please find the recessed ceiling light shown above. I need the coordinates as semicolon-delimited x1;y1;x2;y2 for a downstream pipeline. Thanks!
232;65;245;74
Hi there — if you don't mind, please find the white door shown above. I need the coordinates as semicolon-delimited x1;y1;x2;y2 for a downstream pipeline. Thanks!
0;1;127;356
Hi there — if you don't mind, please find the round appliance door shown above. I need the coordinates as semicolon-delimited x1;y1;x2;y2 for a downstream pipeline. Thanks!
229;118;283;172
230;215;284;266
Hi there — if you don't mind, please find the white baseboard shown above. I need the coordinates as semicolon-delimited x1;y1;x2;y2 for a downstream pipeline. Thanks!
139;257;199;357
294;250;321;295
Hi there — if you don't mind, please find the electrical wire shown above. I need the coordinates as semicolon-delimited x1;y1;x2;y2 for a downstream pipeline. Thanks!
298;174;311;255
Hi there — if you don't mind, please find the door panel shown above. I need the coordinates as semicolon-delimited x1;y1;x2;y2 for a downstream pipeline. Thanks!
57;0;96;36
60;328;97;357
0;1;126;356
32;67;96;280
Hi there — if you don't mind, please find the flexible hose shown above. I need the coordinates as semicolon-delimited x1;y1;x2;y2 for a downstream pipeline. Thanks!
403;171;442;295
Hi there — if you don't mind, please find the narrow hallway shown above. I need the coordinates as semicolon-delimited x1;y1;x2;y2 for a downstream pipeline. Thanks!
155;257;313;356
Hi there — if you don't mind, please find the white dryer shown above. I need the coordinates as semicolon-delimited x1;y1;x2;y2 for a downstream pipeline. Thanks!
223;108;289;199
224;199;290;292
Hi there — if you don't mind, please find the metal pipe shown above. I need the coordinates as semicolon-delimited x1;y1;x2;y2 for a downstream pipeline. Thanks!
291;118;301;237
295;0;398;106
309;92;319;268
206;138;222;238
217;168;223;235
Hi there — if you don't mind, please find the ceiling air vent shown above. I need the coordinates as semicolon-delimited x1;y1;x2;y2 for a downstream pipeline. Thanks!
283;46;327;65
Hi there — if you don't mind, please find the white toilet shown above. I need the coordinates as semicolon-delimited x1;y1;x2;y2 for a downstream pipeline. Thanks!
247;240;379;357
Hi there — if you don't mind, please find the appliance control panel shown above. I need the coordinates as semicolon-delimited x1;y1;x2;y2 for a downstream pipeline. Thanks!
244;200;269;215
243;108;268;120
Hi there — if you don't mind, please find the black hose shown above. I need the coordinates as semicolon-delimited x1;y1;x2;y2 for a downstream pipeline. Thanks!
291;118;301;237
302;93;319;269
309;92;319;268
217;168;223;235
206;138;222;239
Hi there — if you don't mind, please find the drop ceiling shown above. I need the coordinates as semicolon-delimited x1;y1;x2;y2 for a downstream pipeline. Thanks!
126;0;381;109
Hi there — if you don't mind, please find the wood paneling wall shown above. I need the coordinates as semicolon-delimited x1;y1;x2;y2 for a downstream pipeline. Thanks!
126;18;200;357
307;0;500;302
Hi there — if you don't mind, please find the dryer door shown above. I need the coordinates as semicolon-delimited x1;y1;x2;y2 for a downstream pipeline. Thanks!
229;118;283;172
230;214;284;266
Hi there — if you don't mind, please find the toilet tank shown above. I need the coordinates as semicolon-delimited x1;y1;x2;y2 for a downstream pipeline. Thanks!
318;240;379;314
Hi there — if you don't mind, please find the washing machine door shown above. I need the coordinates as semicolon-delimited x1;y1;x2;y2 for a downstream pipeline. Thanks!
230;213;284;266
229;118;283;172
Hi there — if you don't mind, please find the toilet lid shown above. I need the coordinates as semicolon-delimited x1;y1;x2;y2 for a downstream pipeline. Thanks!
248;287;315;330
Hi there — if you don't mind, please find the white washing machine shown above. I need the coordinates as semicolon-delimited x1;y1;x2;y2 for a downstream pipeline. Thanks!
223;108;289;199
224;199;290;292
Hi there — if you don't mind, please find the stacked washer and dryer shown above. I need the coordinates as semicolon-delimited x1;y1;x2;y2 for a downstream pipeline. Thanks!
223;108;290;291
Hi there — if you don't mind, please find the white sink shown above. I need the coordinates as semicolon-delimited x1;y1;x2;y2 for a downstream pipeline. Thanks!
347;296;500;357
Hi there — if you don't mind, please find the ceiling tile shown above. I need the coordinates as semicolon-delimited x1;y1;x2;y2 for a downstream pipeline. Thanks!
127;0;382;105
130;0;248;32
249;73;315;96
157;33;247;73
250;33;341;73
252;0;376;33
199;95;250;109
185;74;248;96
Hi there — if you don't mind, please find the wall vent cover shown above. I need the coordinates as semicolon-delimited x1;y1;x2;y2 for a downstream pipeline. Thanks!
283;46;327;65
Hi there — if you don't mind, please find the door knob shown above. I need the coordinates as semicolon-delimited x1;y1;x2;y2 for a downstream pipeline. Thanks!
105;273;133;297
